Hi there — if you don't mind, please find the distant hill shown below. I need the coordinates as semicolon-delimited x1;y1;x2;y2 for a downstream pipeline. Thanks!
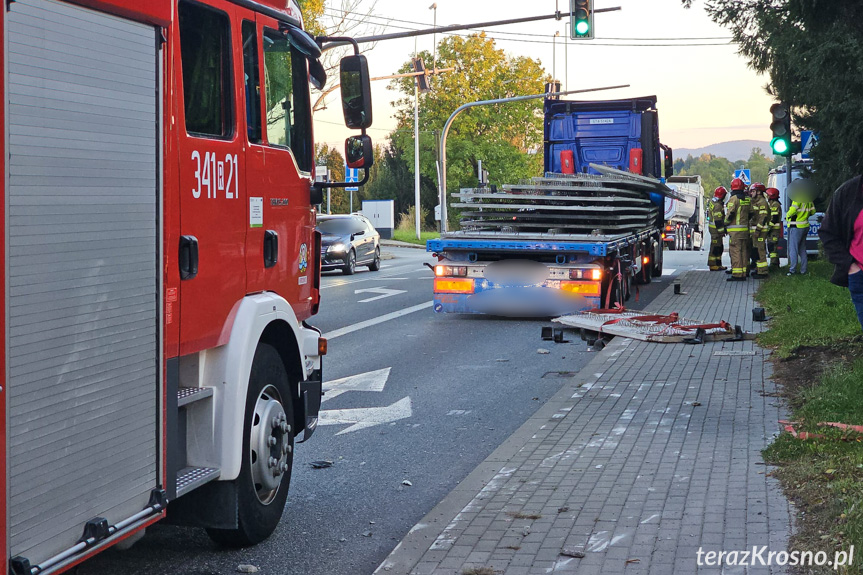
675;140;772;163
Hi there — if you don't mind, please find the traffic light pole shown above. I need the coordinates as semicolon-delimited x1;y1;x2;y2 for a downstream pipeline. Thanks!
437;85;630;232
321;8;621;49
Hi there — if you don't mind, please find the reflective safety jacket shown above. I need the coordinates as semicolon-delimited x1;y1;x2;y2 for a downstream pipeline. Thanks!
768;198;782;238
786;200;816;229
708;198;726;234
749;194;770;238
725;194;751;235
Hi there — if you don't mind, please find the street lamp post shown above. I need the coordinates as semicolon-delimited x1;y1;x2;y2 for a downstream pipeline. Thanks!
553;31;559;81
429;3;437;74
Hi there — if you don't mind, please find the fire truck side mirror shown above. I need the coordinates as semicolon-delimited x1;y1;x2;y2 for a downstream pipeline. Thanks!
340;55;372;130
345;135;373;170
309;58;327;90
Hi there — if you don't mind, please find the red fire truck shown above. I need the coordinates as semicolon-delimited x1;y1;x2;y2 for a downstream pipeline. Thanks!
0;0;373;573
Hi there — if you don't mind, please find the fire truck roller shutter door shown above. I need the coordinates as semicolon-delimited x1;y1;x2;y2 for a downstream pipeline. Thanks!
6;0;160;567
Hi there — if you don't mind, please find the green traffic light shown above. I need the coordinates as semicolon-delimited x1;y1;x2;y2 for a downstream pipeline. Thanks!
771;137;789;155
575;20;590;35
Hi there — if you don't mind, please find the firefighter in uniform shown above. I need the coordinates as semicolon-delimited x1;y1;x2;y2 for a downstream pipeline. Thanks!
749;183;770;278
707;186;728;270
766;187;782;268
725;177;751;281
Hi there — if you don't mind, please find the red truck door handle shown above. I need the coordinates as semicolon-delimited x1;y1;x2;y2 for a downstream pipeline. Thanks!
179;235;198;280
264;230;279;268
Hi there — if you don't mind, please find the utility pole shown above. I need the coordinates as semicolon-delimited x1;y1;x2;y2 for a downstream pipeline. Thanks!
414;39;422;240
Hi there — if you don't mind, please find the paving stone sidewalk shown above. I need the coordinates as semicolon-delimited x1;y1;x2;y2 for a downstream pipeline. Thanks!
377;271;793;575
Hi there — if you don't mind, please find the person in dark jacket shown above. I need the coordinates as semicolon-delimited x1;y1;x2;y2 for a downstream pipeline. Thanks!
819;175;863;329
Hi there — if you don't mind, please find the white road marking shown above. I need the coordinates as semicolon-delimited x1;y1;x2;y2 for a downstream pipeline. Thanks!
323;367;391;402
320;263;426;290
662;268;677;276
355;286;407;303
319;396;412;435
323;301;434;340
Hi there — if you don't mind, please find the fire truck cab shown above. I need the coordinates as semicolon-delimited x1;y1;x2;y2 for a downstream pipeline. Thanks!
0;0;372;573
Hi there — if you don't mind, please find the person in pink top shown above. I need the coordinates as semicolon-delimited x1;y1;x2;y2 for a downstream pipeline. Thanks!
819;175;863;329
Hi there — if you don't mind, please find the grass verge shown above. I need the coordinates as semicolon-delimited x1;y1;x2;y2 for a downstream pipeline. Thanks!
757;260;863;573
756;261;860;357
391;230;439;246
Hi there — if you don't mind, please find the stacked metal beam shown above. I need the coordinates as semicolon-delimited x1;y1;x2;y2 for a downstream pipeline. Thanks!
454;171;670;235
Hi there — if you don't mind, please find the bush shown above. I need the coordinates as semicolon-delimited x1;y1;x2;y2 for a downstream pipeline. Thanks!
397;205;430;232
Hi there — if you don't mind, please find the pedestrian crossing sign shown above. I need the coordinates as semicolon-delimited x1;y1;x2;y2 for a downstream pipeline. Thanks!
733;169;751;186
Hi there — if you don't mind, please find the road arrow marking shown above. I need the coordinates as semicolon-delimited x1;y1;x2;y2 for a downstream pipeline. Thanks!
319;396;412;435
355;286;407;303
323;367;391;402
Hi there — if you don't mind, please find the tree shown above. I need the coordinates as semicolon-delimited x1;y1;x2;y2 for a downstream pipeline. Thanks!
682;0;863;197
365;143;439;228
315;144;349;213
387;34;549;223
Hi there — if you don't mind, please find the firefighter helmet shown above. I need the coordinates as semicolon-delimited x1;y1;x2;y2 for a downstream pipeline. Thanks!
730;178;745;191
752;182;767;193
714;186;728;199
766;187;780;200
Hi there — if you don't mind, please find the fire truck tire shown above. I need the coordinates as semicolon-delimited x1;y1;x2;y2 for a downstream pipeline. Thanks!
206;344;294;547
342;249;356;275
368;247;381;271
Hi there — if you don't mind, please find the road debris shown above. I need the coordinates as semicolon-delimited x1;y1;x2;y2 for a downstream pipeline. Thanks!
402;480;413;486
554;309;755;343
309;460;334;469
537;348;550;355
560;548;585;558
237;565;259;573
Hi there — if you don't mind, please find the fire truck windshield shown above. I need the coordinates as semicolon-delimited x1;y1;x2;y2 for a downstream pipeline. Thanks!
263;28;313;171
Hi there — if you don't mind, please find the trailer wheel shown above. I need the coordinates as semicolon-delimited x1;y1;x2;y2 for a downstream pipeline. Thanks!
206;344;294;547
342;249;356;275
652;244;664;277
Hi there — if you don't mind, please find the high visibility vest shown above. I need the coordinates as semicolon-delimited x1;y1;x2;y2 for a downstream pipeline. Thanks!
786;201;815;229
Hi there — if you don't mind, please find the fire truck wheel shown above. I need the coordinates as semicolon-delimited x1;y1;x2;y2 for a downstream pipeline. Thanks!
206;344;294;547
368;247;381;271
342;249;356;275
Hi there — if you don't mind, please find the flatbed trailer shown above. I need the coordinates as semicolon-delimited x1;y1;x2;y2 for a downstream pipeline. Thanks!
428;228;662;316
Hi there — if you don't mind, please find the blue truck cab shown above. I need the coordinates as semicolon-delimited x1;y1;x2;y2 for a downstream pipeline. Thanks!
544;96;665;178
429;96;670;316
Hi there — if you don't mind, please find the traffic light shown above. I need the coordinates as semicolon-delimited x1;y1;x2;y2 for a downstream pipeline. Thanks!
770;103;792;156
571;0;593;39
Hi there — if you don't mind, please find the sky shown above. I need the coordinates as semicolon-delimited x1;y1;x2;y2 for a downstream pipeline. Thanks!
312;0;776;154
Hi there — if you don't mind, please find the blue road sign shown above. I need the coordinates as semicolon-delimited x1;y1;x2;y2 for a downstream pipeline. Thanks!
800;131;819;159
345;167;359;192
733;169;751;186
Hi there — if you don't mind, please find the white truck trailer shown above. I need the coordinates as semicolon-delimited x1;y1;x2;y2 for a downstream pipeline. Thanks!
662;175;705;251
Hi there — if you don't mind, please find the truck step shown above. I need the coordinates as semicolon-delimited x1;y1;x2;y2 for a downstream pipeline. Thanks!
176;466;220;497
177;386;214;407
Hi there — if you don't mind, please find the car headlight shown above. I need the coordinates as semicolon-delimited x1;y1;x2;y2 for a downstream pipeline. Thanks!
327;243;347;254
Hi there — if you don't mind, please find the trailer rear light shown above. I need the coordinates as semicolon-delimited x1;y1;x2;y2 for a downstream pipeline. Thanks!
434;265;467;277
434;278;475;294
560;281;600;296
661;233;666;239
318;337;328;356
591;269;603;281
643;256;650;265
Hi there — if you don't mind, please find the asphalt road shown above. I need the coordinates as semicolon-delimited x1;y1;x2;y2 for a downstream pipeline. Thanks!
80;245;709;575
